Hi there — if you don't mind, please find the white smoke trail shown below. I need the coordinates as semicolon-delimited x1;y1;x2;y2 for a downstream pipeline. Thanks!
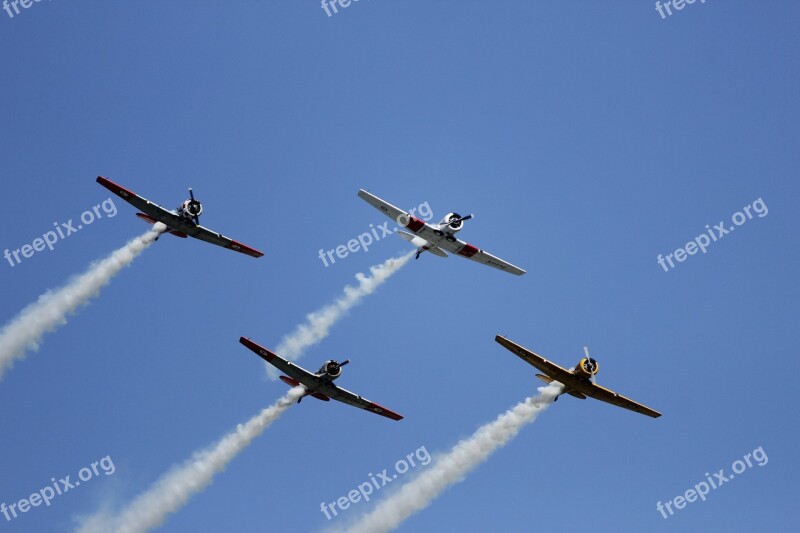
0;225;165;382
76;386;305;533
339;383;563;533
267;251;415;378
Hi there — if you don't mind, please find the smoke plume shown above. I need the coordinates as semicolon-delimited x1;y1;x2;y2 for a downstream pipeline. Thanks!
76;387;305;533
268;251;414;378
0;225;165;382
340;383;563;533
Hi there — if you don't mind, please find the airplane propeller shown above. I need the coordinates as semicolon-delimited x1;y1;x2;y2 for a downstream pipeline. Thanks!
328;359;350;372
446;213;474;227
584;346;597;385
187;188;202;225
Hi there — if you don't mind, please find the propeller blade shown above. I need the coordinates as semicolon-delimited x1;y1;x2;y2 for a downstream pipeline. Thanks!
186;188;200;224
449;214;473;224
583;346;595;384
339;359;350;367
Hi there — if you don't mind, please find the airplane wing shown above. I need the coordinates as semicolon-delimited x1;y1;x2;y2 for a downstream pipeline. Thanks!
581;384;662;418
239;337;403;421
437;239;526;276
495;335;576;384
316;383;404;421
357;189;525;275
495;336;661;418
97;177;263;258
239;337;315;383
357;189;409;228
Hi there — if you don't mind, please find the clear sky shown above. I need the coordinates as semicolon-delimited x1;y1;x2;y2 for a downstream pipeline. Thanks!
0;1;798;532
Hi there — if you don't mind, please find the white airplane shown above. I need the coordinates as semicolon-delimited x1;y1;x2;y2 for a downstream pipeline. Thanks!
97;176;263;257
358;189;526;276
239;337;403;421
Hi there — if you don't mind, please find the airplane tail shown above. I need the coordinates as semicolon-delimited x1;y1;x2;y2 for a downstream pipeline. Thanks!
135;213;187;238
310;392;330;401
536;374;565;401
397;231;447;259
278;375;327;403
535;374;580;400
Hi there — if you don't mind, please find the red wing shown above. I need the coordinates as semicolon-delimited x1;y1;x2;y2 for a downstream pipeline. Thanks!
98;176;264;258
323;384;404;421
222;239;264;258
239;337;403;421
135;213;188;237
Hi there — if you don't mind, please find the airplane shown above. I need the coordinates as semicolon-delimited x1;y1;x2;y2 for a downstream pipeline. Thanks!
239;337;403;421
495;335;661;418
96;176;264;258
357;189;526;276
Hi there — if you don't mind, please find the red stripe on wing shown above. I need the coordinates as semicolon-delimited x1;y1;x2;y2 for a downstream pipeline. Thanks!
368;402;404;421
457;243;480;258
97;176;138;200
135;212;157;224
227;240;264;258
403;216;426;233
239;337;277;362
279;376;301;387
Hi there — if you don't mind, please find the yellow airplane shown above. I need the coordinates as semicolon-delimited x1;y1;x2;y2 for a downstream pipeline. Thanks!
495;336;661;418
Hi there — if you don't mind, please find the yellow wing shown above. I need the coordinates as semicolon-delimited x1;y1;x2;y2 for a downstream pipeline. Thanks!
495;336;575;384
581;383;662;418
495;336;661;419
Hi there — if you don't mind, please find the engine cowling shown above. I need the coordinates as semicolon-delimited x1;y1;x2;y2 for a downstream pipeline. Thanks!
574;357;599;380
319;360;344;379
178;199;203;220
438;212;466;234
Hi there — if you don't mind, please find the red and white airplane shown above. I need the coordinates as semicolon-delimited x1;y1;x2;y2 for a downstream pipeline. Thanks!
358;189;525;275
97;176;263;258
239;337;403;421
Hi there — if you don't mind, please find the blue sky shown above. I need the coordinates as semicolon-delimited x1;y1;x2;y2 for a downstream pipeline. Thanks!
0;1;798;532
